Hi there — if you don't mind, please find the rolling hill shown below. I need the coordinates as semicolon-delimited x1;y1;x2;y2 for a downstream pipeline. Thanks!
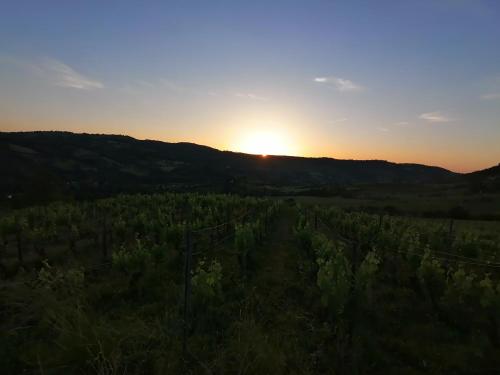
0;131;473;204
466;163;500;192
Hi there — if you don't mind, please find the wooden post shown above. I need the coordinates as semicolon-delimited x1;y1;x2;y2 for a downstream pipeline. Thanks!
314;212;318;230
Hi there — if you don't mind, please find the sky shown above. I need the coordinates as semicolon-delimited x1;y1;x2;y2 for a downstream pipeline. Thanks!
1;0;499;172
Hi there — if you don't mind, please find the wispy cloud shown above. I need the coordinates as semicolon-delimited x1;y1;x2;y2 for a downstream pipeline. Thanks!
481;93;500;100
159;79;270;101
234;92;269;101
395;121;409;127
122;78;270;101
419;111;453;123
377;127;389;132
314;76;364;92
0;56;104;90
122;78;208;97
40;58;103;90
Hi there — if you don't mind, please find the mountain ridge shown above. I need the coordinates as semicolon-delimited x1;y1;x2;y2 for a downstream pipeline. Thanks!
1;131;496;204
4;130;469;170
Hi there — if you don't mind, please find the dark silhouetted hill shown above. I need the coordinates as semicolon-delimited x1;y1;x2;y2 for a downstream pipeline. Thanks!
466;163;500;192
0;131;472;203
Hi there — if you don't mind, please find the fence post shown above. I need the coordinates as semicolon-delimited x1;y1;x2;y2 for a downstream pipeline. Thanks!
314;212;318;230
182;225;193;355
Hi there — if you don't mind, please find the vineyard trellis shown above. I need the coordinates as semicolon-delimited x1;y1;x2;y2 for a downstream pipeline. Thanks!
294;203;500;373
0;192;282;368
180;202;281;357
1;194;499;373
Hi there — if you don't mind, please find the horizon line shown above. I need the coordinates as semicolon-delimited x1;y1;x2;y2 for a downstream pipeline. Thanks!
3;129;498;175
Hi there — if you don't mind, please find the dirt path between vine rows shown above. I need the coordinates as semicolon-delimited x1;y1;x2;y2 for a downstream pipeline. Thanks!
249;204;319;373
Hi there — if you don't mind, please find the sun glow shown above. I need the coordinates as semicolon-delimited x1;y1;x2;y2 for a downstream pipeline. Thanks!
237;131;291;156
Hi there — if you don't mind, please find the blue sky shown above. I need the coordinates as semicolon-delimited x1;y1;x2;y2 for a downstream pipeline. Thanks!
1;0;499;171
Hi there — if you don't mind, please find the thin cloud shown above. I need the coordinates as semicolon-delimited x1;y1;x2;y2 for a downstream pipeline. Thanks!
122;78;199;96
40;58;103;90
481;93;500;100
377;127;389;132
314;76;364;92
234;92;269;101
419;111;453;123
122;79;268;101
395;121;409;126
1;55;104;90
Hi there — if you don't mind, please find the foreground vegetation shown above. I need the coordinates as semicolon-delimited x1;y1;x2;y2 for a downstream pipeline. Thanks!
1;192;499;374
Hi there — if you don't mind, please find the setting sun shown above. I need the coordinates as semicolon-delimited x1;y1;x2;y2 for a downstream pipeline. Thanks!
236;131;291;156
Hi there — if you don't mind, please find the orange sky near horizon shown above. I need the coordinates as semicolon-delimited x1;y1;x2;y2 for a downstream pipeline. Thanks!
1;118;496;174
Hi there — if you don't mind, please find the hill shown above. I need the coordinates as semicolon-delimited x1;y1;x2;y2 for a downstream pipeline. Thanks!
0;131;463;204
466;163;500;192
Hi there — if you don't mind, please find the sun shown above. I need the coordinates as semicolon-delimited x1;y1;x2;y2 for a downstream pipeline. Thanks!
237;131;290;156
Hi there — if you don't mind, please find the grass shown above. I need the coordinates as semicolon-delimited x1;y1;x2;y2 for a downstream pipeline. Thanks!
291;184;500;219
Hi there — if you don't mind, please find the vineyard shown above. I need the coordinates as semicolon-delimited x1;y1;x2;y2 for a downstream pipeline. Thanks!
1;193;500;374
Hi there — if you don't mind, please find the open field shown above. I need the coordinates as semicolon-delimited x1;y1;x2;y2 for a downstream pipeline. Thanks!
292;184;500;220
